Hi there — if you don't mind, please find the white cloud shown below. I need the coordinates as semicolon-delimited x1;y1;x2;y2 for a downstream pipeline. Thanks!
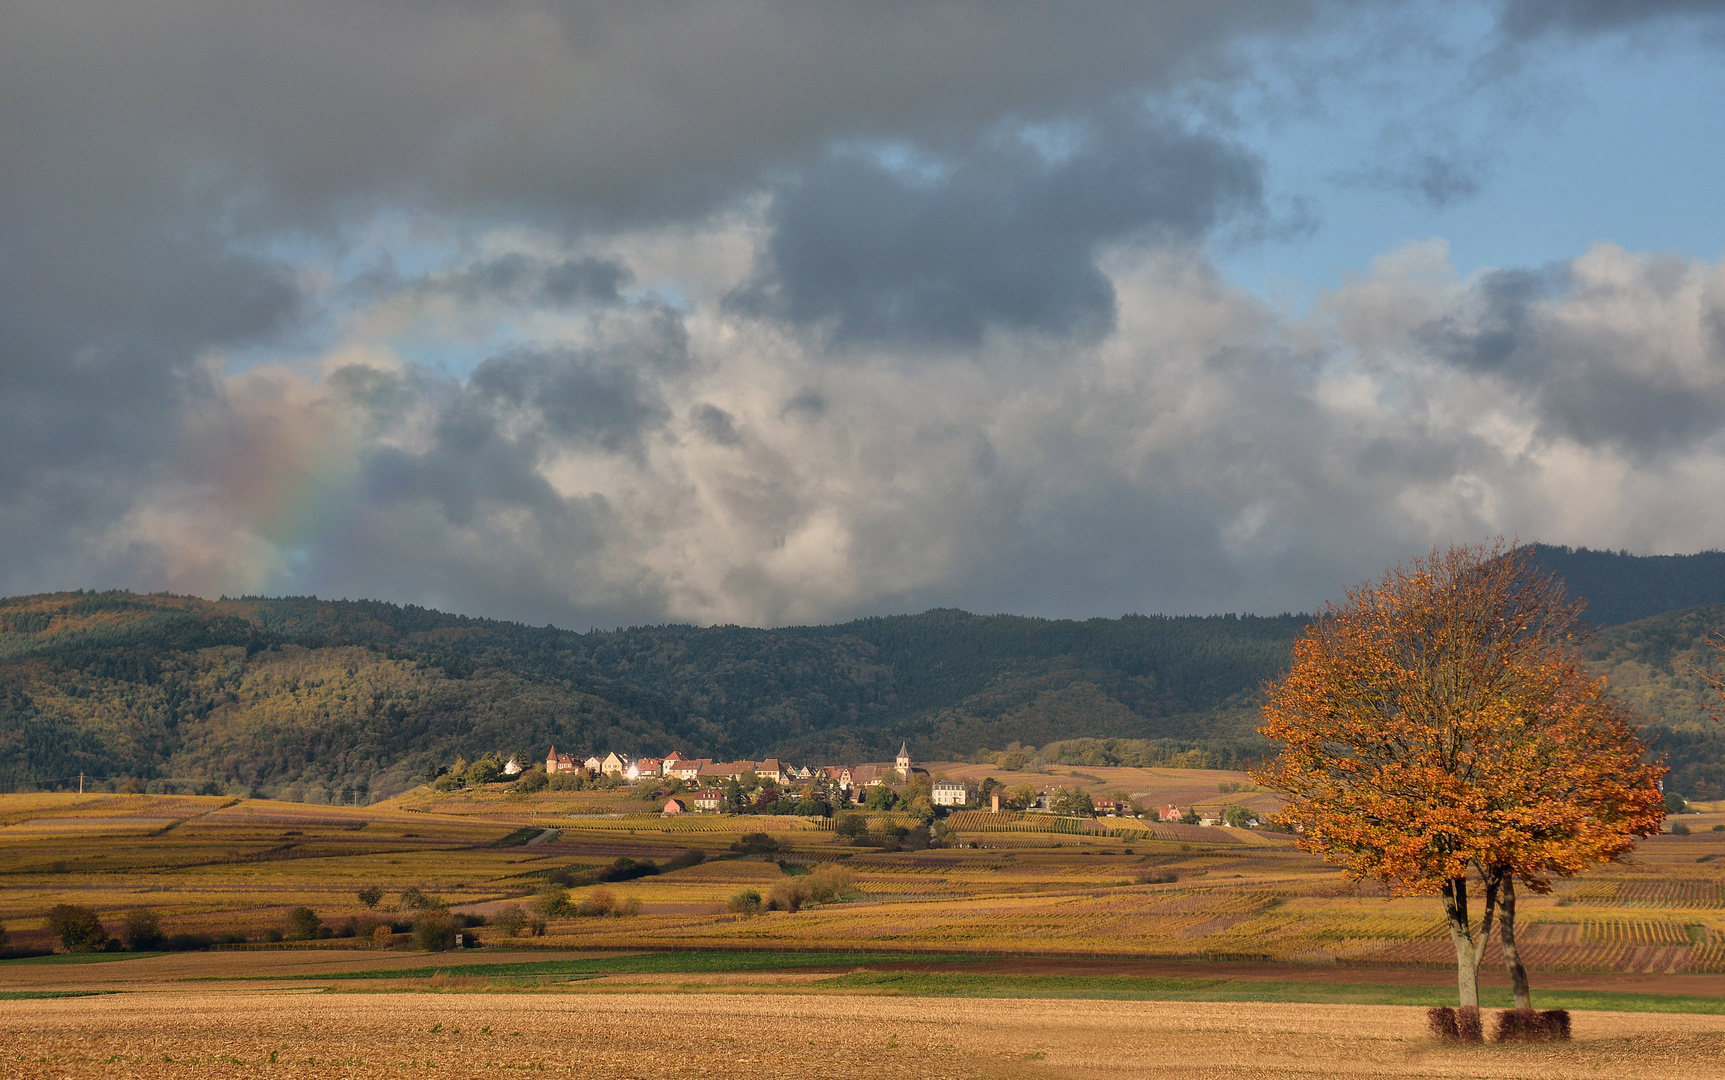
76;226;1725;627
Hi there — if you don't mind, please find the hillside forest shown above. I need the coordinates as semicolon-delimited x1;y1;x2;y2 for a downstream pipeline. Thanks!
1;545;1723;803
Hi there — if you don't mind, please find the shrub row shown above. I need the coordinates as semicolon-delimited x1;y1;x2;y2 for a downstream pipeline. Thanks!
1427;1007;1572;1043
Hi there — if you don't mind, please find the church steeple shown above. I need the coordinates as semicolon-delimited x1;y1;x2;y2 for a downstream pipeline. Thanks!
896;741;911;778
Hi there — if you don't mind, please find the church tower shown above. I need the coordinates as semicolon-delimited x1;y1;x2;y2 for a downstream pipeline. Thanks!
896;741;911;779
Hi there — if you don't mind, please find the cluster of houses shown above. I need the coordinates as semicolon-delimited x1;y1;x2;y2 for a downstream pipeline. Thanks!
541;742;1257;826
545;742;957;812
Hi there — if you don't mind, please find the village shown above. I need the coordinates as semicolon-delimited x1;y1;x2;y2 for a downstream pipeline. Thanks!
468;742;1264;827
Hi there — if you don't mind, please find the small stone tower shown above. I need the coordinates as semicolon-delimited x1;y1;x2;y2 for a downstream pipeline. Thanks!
896;741;911;780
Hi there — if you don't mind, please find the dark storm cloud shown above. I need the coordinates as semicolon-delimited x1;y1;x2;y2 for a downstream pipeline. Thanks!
0;0;1337;597
1419;257;1725;455
732;116;1263;346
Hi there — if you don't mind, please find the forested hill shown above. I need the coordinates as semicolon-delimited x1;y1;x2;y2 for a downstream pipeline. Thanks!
0;593;1301;800
1531;545;1725;626
7;550;1725;804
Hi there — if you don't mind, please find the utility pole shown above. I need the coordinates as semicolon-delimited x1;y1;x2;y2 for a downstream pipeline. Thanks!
79;772;84;794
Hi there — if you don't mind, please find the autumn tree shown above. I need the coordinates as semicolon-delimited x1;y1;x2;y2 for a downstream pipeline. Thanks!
1253;543;1665;1009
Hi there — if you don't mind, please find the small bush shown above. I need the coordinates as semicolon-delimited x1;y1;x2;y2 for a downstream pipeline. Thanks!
617;896;643;916
726;888;762;915
765;880;808;912
806;864;855;903
595;856;659;882
372;924;395;949
528;917;547;936
835;814;869;839
1714;824;1725;832
264;929;283;943
161;933;214;951
121;909;163;951
1492;1009;1572;1042
47;905;108;953
1670;823;1691;836
1134;872;1178;885
530;885;570;918
1427;1006;1483;1043
731;832;780;854
357;886;384;910
284;907;322;941
1427;1007;1458;1040
412;912;455;951
574;888;616;917
492;904;528;937
664;848;706;871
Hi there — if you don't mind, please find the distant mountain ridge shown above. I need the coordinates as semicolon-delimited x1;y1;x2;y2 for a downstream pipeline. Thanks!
1530;544;1725;626
0;593;1298;800
3;543;1724;802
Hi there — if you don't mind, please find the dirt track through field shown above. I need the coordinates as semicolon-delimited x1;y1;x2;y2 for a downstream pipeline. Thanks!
5;991;1725;1079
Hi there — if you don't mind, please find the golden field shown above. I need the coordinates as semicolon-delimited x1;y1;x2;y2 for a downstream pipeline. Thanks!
5;991;1725;1079
2;764;1724;977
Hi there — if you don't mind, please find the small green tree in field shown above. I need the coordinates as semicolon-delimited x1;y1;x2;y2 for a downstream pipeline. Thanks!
530;885;569;918
1049;787;1095;818
284;907;322;941
47;905;107;952
413;911;454;951
835;813;869;840
492;903;528;937
121;909;163;951
356;886;384;910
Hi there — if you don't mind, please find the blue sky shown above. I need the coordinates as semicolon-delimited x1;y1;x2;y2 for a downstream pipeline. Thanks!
1222;10;1725;298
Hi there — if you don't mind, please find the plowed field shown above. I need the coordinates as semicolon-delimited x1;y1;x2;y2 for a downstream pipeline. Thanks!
5;991;1725;1079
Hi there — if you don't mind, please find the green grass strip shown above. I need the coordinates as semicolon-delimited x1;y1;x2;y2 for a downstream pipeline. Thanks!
812;973;1725;1015
0;952;161;966
265;950;994;982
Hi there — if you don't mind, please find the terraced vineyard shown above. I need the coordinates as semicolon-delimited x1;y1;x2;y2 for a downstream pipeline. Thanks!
3;776;1723;979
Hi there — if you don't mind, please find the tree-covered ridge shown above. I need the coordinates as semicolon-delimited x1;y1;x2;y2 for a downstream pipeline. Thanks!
0;593;1304;800
1581;603;1725;800
4;583;1724;804
1529;544;1725;626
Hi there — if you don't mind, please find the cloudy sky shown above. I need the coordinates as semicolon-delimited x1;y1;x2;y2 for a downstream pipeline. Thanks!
5;1;1725;628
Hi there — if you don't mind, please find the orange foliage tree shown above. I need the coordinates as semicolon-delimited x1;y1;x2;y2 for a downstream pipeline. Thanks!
1252;542;1665;1008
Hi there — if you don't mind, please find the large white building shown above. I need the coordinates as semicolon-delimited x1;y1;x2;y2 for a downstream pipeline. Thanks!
931;780;968;807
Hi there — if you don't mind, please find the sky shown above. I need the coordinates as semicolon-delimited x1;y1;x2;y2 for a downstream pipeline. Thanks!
5;1;1725;629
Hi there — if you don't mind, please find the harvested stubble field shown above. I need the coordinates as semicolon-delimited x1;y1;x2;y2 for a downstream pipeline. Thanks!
5;991;1725;1079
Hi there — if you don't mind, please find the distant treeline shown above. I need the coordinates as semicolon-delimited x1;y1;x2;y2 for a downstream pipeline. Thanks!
975;737;1273;773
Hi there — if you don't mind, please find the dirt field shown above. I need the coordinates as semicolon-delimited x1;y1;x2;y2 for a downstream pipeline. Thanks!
5;991;1725;1079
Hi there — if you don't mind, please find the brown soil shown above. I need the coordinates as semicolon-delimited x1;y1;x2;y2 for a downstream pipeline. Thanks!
5;991;1725;1079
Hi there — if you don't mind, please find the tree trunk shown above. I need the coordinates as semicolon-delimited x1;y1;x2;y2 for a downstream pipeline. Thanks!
1440;873;1499;1008
1498;874;1532;1010
1440;877;1480;1007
